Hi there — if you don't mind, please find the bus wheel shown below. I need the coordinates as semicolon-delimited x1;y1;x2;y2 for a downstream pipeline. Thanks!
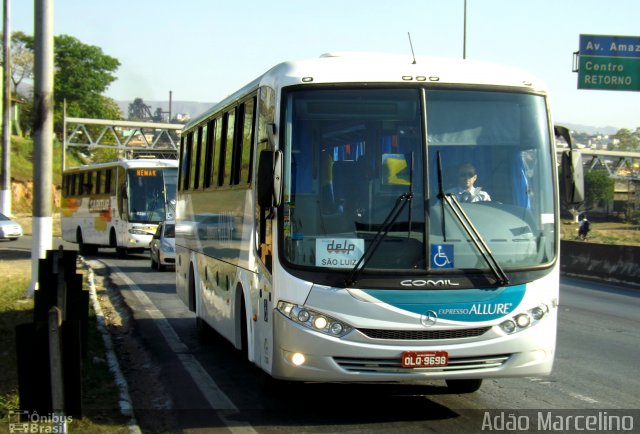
196;317;211;341
256;369;297;397
446;379;483;394
77;228;95;255
239;294;249;363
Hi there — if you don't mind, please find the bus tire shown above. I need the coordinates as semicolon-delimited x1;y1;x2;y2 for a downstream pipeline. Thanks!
446;379;483;394
256;369;297;397
196;316;211;341
188;265;196;312
239;294;249;363
116;246;128;259
77;228;96;255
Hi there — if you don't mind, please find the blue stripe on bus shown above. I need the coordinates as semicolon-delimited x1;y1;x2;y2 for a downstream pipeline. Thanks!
361;284;526;322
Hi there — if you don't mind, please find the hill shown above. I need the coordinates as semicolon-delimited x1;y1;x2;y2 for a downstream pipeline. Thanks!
559;122;619;135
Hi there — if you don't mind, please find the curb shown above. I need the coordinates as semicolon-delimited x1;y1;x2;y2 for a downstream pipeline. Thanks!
79;256;142;434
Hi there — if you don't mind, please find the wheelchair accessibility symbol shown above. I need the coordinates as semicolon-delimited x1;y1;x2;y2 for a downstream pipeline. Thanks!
431;244;454;268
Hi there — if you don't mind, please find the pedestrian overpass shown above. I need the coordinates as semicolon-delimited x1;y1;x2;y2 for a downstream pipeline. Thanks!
558;148;640;180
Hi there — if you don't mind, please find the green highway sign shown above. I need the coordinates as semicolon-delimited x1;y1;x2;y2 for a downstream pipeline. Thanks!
577;34;640;91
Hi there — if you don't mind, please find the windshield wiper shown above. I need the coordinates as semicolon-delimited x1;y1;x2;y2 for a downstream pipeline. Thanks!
435;152;509;286
344;192;413;286
345;153;415;287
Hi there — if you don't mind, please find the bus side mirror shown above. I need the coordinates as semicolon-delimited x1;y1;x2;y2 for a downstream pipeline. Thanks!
257;150;283;207
560;149;584;207
273;150;283;206
554;125;584;207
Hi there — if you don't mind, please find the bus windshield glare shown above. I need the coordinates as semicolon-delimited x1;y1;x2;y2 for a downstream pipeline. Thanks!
127;167;178;223
281;88;555;274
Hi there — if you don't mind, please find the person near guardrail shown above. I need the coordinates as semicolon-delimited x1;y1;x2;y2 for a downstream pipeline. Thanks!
578;215;591;240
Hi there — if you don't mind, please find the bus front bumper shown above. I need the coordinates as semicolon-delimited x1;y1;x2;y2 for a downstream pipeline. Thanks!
270;311;556;383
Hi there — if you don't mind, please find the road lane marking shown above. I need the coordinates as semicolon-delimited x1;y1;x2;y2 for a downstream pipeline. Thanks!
111;266;258;433
568;392;599;404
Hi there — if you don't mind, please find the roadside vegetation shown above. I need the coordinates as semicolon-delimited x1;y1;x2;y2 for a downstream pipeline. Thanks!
0;257;130;433
561;220;640;246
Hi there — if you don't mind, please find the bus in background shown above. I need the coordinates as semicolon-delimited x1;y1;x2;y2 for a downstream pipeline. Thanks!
61;158;178;257
175;53;581;393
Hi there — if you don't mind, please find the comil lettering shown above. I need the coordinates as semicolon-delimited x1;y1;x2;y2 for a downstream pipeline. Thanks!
400;279;460;287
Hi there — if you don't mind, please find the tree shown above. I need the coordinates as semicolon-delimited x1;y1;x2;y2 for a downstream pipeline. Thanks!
52;35;121;123
0;31;35;94
611;128;640;152
4;33;123;136
584;170;615;212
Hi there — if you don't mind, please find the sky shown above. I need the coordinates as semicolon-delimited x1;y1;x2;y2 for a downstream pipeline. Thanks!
7;0;640;131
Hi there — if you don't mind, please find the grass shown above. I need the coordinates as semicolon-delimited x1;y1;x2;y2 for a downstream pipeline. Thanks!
0;258;130;433
560;220;640;245
9;135;83;185
10;135;84;214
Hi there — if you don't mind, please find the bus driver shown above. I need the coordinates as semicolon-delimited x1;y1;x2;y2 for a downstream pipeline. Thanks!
448;163;491;203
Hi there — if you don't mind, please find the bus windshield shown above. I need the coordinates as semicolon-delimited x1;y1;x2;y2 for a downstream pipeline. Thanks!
281;87;555;275
127;167;178;223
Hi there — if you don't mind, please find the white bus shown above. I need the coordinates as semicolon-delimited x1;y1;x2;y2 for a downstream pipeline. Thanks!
61;159;178;257
175;53;579;393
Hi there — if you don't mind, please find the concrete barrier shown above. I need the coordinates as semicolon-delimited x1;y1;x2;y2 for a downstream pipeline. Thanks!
560;240;640;286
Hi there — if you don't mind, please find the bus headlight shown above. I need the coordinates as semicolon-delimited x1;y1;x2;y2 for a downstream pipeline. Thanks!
500;320;516;334
277;301;352;338
129;228;151;235
498;302;554;335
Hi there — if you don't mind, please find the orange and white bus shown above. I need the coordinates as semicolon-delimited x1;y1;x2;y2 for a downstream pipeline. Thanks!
61;158;178;257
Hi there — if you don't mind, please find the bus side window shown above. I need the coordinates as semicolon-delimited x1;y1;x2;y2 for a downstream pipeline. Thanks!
105;169;113;194
231;103;245;186
182;134;194;191
201;119;215;188
190;129;200;190
256;86;275;272
117;166;127;219
178;136;185;191
211;116;222;187
66;174;72;196
222;108;236;186
95;171;102;194
240;96;256;185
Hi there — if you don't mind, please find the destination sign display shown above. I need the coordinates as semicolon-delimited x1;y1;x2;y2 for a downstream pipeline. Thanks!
135;169;158;177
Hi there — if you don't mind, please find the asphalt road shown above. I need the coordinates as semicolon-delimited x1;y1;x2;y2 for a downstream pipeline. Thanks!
3;237;639;433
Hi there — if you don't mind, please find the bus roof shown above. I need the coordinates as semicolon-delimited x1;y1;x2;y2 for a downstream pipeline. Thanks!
187;53;548;129
63;158;178;173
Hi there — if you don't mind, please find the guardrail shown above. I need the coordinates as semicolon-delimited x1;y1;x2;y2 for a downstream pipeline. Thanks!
560;240;640;286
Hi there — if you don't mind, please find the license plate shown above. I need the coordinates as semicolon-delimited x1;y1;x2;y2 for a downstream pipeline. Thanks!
401;351;449;368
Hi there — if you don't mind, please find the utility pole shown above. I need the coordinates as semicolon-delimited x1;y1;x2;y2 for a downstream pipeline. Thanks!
1;0;11;215
463;0;467;59
27;0;54;297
